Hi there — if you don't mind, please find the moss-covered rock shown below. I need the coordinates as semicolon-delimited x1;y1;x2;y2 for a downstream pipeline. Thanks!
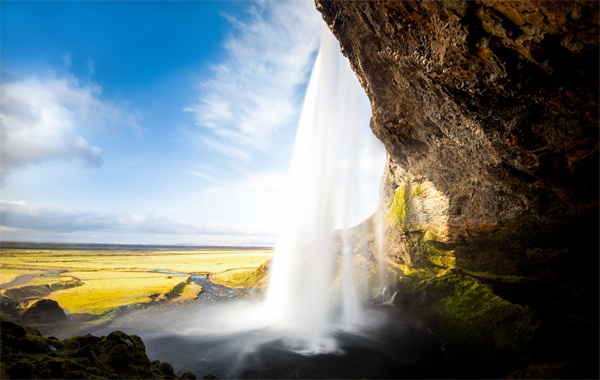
394;274;537;376
0;319;196;379
390;270;599;378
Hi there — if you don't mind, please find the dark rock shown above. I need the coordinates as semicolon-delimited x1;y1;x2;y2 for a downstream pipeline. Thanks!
317;0;599;286
182;371;197;379
22;299;67;323
0;319;196;379
74;344;97;364
159;361;175;377
106;343;132;367
0;320;27;338
6;359;35;379
106;330;134;346
47;359;65;378
73;333;102;347
62;337;80;351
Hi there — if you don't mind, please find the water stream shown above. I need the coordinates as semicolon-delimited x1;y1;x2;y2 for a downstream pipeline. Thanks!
264;23;375;353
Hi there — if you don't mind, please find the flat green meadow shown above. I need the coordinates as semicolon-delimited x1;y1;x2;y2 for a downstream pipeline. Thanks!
0;248;271;320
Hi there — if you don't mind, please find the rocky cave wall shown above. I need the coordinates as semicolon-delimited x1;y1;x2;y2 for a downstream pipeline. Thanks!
317;0;598;290
317;1;598;377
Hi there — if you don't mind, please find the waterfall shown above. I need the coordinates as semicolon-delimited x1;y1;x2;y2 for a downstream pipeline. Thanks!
264;24;380;353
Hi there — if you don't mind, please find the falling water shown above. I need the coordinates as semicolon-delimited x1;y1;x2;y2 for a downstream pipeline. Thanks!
264;24;379;352
374;198;392;302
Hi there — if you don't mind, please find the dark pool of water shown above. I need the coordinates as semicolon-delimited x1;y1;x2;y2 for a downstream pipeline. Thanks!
88;276;445;379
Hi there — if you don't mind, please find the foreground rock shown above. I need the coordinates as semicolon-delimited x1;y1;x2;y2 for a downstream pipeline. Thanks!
0;320;196;379
316;1;598;378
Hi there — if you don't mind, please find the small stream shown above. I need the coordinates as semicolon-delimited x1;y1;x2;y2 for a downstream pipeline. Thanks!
0;273;41;290
154;271;257;303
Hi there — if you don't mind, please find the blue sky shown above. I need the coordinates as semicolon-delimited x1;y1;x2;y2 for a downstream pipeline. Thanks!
1;1;384;246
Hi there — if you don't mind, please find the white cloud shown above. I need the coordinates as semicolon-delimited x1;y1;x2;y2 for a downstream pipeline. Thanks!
0;200;275;245
185;0;322;157
199;136;252;161
0;72;142;177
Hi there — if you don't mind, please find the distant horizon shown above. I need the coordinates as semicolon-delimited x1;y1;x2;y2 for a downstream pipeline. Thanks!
0;240;274;250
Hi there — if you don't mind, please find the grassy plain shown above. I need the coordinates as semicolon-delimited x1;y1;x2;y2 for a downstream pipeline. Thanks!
0;248;271;320
0;249;271;274
49;271;198;317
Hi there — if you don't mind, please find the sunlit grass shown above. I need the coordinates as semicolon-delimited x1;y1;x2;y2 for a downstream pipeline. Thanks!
48;271;189;316
0;249;271;320
26;274;77;287
0;249;271;274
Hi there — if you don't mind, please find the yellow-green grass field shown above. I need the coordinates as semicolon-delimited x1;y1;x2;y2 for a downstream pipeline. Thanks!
48;271;200;317
0;248;271;321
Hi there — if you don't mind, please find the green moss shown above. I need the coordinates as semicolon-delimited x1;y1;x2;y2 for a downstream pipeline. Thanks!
415;229;457;270
1;320;196;379
106;344;131;367
428;254;456;267
412;183;425;196
391;184;410;225
396;274;538;376
398;263;440;278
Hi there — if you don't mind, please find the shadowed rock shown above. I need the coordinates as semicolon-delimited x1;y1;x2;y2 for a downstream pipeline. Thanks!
0;319;197;379
22;299;67;323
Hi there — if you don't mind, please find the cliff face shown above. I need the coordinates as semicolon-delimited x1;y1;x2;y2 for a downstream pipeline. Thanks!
317;0;598;377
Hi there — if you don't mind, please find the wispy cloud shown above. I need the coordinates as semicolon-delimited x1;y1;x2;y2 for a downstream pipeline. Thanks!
185;0;321;158
0;200;273;239
0;72;142;177
187;171;217;182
